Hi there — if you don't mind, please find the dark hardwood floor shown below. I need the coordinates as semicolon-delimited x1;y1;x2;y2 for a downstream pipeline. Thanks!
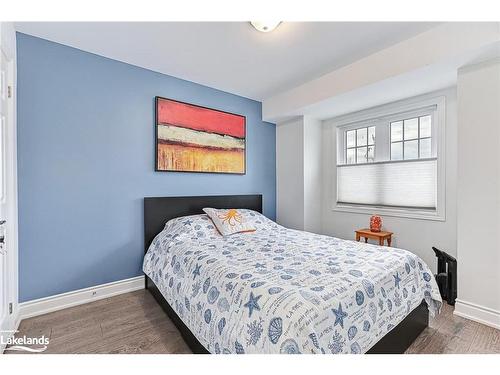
6;289;500;354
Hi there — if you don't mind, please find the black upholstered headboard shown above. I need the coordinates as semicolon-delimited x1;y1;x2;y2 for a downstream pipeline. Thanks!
144;194;263;253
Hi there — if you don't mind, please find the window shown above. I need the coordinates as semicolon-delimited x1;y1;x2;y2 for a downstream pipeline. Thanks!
345;126;375;164
334;95;445;221
390;115;432;160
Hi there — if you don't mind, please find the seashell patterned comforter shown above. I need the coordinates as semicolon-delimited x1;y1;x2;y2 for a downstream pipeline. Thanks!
143;211;442;354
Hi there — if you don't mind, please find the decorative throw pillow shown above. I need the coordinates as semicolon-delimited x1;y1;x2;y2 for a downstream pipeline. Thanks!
203;208;256;236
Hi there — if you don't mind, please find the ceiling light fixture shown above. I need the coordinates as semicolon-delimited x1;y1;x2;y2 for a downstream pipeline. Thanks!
250;21;281;33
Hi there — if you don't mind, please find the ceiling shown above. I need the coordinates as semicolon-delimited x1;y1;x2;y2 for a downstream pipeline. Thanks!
15;22;439;100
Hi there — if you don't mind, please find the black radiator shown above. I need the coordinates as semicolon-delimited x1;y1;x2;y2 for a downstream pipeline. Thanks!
432;247;457;305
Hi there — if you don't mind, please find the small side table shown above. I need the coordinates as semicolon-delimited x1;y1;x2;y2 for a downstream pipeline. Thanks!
355;228;393;246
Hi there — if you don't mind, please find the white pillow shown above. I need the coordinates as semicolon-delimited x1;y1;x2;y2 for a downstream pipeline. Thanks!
203;208;256;236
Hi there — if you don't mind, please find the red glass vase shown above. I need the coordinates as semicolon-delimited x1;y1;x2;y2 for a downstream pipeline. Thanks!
370;215;382;232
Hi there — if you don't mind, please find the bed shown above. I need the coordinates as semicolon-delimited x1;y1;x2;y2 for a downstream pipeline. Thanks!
143;195;442;354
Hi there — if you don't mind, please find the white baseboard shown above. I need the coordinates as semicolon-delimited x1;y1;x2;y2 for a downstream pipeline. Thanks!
454;299;500;330
19;276;145;320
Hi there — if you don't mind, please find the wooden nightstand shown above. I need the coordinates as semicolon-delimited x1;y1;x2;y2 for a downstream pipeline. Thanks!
355;228;393;246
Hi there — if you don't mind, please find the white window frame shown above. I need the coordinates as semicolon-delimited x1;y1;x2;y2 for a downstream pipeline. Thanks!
332;95;446;221
344;125;376;163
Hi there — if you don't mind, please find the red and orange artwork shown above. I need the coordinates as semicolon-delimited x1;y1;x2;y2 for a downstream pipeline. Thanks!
155;97;246;174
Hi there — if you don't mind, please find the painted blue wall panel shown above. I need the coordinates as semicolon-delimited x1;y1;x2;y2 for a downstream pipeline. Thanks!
16;33;276;302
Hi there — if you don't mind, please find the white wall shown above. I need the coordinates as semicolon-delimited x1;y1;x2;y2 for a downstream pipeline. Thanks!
276;118;304;230
455;60;500;329
276;116;322;233
321;88;458;271
303;117;322;233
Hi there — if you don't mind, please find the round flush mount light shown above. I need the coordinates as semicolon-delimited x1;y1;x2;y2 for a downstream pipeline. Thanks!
250;21;282;33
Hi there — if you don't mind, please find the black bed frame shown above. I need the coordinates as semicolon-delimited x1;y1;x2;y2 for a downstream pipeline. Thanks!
144;194;428;354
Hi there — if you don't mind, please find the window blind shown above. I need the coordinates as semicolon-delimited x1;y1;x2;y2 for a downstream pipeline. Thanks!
337;158;437;209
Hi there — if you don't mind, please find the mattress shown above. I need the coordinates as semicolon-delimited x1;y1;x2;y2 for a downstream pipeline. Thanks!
143;212;442;354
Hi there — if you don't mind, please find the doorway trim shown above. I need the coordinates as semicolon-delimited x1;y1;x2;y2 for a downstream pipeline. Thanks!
0;22;19;354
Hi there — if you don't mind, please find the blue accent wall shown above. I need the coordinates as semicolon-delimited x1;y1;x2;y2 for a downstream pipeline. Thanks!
16;33;276;302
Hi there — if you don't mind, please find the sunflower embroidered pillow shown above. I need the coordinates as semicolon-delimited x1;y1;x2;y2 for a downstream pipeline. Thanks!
203;208;256;236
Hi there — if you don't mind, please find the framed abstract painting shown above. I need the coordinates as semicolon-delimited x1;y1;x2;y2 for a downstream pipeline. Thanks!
155;97;246;174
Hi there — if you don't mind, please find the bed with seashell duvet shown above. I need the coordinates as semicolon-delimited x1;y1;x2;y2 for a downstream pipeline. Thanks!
143;210;442;354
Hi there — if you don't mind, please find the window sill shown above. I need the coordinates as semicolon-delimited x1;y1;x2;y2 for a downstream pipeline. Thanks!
332;204;445;221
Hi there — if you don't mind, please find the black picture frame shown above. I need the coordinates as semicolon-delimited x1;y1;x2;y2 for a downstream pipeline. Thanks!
154;96;247;175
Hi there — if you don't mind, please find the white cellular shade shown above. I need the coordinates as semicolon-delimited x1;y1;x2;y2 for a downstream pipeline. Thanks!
337;159;437;209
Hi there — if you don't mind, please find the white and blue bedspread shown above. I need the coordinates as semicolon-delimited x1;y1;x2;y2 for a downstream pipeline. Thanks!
143;212;442;354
